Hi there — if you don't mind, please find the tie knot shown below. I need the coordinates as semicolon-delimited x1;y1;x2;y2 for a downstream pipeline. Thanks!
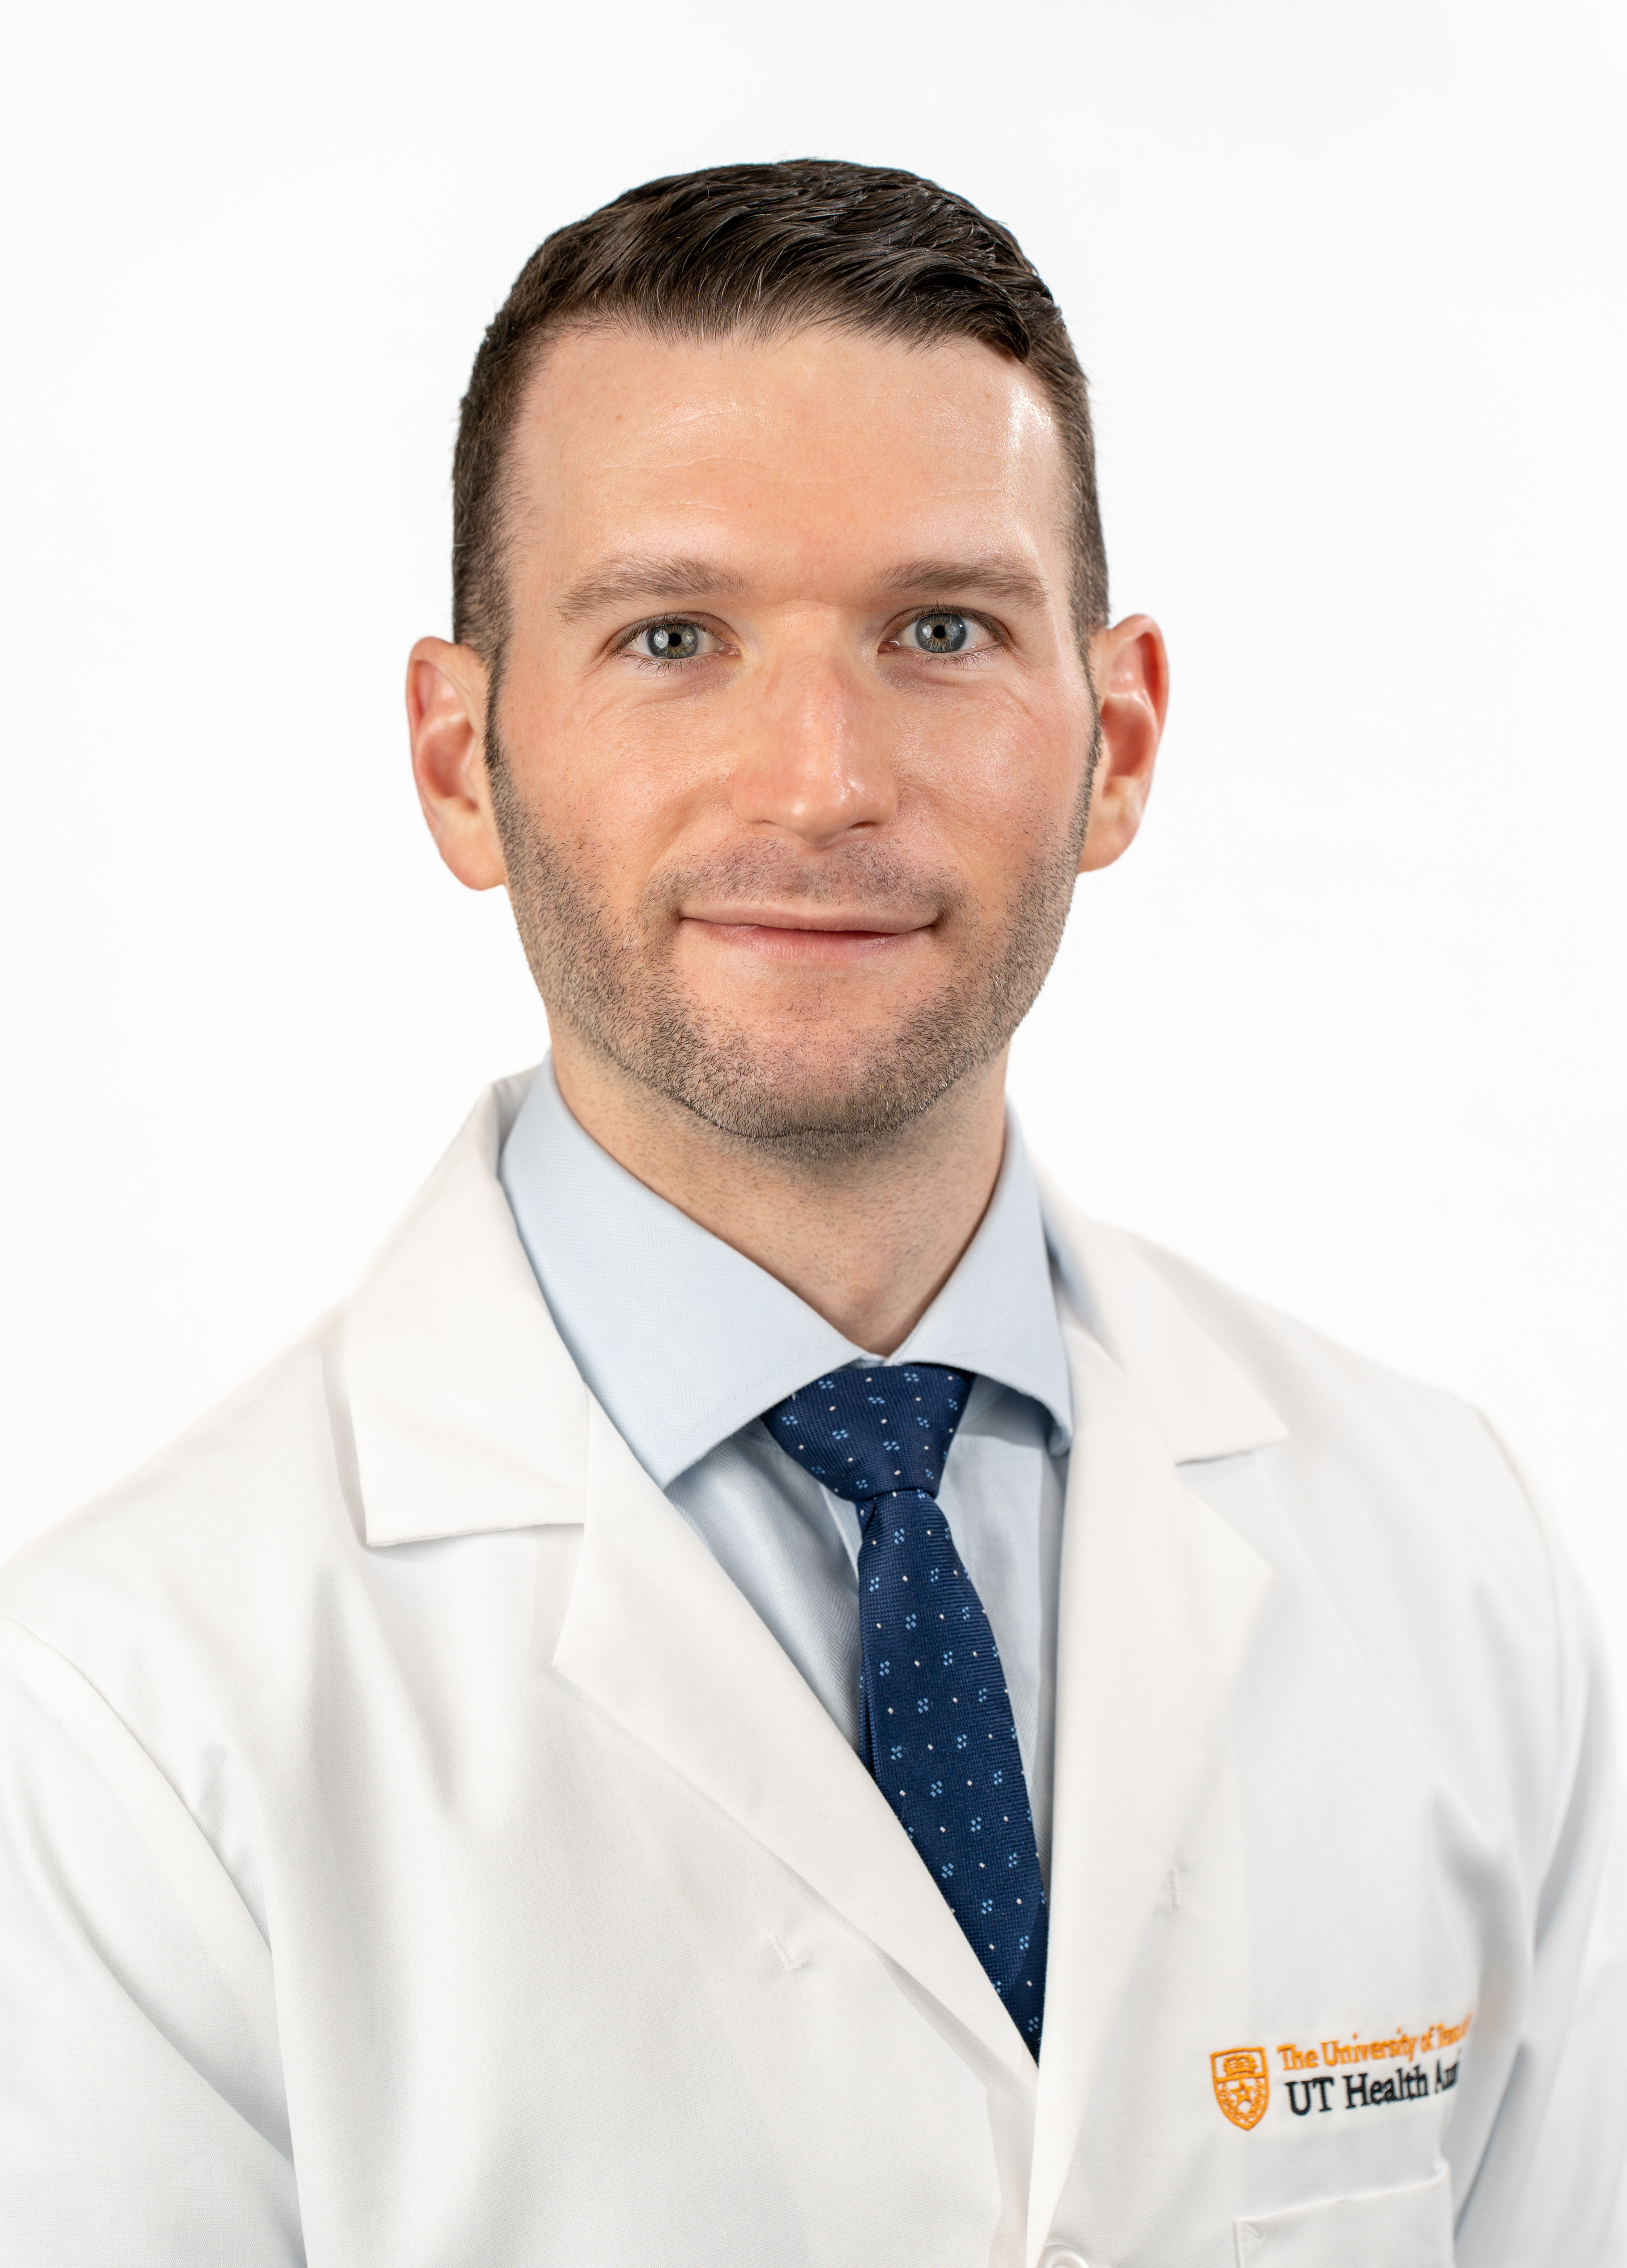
762;1363;973;1505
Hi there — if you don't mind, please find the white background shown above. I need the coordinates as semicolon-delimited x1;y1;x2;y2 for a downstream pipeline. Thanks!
5;3;1624;1683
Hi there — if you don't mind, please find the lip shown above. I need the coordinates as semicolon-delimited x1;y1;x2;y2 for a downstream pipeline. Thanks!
677;910;931;963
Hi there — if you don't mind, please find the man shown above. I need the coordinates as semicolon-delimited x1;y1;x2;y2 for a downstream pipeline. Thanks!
0;159;1620;2268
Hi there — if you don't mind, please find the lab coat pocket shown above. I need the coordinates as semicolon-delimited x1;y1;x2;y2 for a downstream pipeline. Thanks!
1233;2164;1452;2265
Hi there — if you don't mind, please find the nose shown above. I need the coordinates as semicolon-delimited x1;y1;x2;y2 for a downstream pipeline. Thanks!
726;646;897;846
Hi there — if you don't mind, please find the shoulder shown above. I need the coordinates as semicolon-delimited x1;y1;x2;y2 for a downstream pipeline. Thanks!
1113;1217;1549;1572
0;1319;360;1730
0;1073;542;1684
1044;1181;1546;1561
1118;1221;1521;1483
0;1071;586;1779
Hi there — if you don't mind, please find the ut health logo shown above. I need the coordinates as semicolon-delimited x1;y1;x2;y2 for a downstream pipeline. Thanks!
1211;2046;1270;2130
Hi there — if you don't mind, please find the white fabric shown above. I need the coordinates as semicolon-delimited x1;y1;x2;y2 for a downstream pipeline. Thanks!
0;1068;1621;2268
1232;2167;1454;2265
498;1060;1070;1859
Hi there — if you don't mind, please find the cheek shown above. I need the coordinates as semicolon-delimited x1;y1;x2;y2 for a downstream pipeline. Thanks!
898;693;1089;866
499;676;719;876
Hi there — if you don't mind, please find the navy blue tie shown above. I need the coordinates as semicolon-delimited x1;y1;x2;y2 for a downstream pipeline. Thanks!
763;1364;1048;2051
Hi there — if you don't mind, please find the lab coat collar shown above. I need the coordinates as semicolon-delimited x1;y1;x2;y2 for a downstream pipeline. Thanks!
345;1077;1287;1549
345;1075;592;1547
1035;1164;1288;1466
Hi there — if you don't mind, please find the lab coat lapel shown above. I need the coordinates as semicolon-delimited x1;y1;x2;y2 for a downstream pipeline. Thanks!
1027;1317;1274;2261
346;1075;590;1545
553;1396;1038;2087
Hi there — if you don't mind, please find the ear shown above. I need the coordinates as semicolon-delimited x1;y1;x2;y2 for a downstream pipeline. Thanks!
406;637;509;890
1079;614;1169;873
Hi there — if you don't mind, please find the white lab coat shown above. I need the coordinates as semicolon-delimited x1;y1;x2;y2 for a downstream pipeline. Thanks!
0;1072;1622;2268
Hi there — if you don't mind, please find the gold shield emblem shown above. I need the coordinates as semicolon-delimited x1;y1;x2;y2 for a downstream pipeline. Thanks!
1211;2046;1270;2130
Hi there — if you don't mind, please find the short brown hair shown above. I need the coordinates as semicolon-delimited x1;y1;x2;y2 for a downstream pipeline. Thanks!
452;158;1109;668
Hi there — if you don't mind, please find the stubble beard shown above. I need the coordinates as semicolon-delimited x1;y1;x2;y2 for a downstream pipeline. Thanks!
489;726;1096;1165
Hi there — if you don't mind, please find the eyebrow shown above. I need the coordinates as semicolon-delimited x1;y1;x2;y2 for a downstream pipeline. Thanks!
876;556;1050;611
554;550;1052;624
554;556;749;623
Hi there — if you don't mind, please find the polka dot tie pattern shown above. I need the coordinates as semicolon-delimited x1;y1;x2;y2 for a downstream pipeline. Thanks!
763;1364;1048;2053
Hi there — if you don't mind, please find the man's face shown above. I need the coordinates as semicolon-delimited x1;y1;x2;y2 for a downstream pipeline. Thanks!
449;325;1109;1151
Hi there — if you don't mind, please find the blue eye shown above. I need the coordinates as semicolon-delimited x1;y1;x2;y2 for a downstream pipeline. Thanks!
909;611;971;654
636;621;702;660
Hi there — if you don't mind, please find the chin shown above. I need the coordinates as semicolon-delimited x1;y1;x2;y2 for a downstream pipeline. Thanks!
641;1027;990;1157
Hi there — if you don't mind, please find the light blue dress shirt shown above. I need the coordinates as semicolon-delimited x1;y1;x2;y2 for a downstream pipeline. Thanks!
499;1061;1074;1871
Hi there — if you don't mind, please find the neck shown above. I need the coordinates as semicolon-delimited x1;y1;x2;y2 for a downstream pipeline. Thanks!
548;1031;1010;1356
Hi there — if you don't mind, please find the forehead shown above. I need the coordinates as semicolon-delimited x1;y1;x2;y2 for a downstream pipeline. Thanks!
503;324;1072;588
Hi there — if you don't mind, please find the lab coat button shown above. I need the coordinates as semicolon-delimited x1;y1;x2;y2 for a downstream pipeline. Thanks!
1041;2249;1090;2268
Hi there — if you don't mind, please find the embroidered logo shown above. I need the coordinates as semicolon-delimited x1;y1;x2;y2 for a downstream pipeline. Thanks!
1211;2046;1270;2130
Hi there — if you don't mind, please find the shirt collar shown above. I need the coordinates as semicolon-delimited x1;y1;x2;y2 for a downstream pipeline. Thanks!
499;1059;1072;1488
